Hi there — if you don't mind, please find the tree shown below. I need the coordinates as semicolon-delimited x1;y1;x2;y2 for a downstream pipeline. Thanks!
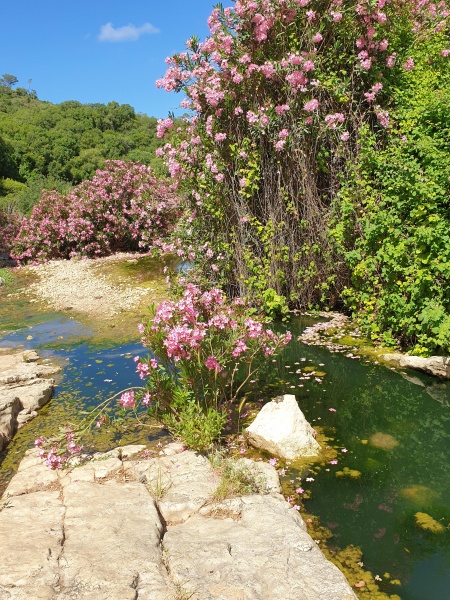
0;74;18;88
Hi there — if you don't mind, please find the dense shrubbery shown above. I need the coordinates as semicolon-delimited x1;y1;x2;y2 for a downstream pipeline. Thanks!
153;0;450;351
333;36;450;353
12;161;180;263
0;208;21;255
155;0;449;314
0;89;167;220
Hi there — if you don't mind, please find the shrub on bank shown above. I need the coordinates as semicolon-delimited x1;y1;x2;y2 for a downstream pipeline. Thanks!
12;160;180;263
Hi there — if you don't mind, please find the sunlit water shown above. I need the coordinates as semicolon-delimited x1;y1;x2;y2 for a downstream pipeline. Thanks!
0;312;449;600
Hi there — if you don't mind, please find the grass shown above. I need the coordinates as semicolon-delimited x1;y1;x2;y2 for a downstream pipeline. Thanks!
209;453;268;502
147;466;173;500
0;267;14;287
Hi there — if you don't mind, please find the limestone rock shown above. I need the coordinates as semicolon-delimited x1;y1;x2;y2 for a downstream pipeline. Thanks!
56;480;171;600
3;449;59;498
0;444;357;600
246;394;321;459
0;394;20;452
381;353;450;379
125;449;220;524
164;493;357;600
0;349;60;450
0;490;64;599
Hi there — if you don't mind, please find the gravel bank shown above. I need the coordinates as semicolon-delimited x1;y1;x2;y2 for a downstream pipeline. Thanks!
24;253;157;318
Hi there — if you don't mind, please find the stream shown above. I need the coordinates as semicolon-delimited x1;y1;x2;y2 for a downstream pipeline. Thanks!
0;257;449;600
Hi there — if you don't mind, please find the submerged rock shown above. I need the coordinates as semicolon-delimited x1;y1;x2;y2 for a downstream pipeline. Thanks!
369;432;399;450
246;394;321;460
0;444;357;600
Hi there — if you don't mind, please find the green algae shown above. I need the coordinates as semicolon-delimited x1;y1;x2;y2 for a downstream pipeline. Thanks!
399;485;439;506
414;512;446;533
336;467;362;479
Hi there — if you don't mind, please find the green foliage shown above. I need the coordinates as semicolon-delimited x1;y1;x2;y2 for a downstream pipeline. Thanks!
332;37;450;353
162;388;227;452
0;87;165;213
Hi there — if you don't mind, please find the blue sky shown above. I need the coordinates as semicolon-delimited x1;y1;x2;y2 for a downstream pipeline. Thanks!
1;0;221;118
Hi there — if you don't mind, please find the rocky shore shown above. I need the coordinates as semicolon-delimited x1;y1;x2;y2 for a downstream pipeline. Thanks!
0;348;60;452
0;442;357;600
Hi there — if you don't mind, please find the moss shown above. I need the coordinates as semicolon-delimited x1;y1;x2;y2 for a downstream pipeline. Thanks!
414;512;445;533
322;544;401;600
336;467;362;479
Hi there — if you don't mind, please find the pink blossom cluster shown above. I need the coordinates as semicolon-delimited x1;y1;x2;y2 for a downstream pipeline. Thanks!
35;427;83;470
139;282;292;401
12;161;180;263
0;209;22;256
154;0;449;185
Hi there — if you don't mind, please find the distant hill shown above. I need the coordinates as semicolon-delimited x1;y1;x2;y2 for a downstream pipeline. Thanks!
0;86;165;213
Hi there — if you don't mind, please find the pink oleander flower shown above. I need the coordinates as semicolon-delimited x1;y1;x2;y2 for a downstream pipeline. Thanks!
142;393;151;406
304;99;319;112
313;32;323;44
137;362;150;379
403;57;415;70
119;391;135;409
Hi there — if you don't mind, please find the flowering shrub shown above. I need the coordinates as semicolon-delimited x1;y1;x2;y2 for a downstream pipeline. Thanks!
35;283;291;462
136;282;292;449
0;208;22;256
12;160;180;263
154;0;449;312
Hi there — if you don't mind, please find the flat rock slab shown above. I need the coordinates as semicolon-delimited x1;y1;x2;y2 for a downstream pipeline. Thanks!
381;353;450;379
0;490;64;600
164;494;356;600
0;444;357;600
55;480;171;600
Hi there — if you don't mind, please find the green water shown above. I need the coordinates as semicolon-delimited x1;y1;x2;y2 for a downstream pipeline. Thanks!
256;318;450;600
0;300;448;599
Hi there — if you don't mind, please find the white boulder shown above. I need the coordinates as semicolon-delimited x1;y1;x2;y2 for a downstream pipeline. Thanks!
246;394;321;459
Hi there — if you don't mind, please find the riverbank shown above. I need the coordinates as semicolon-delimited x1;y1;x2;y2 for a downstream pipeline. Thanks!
0;348;61;451
0;252;172;343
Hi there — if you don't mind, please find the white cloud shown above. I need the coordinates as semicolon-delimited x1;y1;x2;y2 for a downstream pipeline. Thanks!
98;22;159;42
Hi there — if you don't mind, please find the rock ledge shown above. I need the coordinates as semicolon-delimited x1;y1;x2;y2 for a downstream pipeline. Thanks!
0;443;357;600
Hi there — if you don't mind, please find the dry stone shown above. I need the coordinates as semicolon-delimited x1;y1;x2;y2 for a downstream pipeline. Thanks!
164;494;356;600
0;490;64;599
246;394;321;459
0;394;20;452
0;349;60;450
0;444;357;600
55;480;171;600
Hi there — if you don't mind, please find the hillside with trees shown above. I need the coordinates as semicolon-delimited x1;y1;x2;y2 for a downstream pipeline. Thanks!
0;82;164;214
